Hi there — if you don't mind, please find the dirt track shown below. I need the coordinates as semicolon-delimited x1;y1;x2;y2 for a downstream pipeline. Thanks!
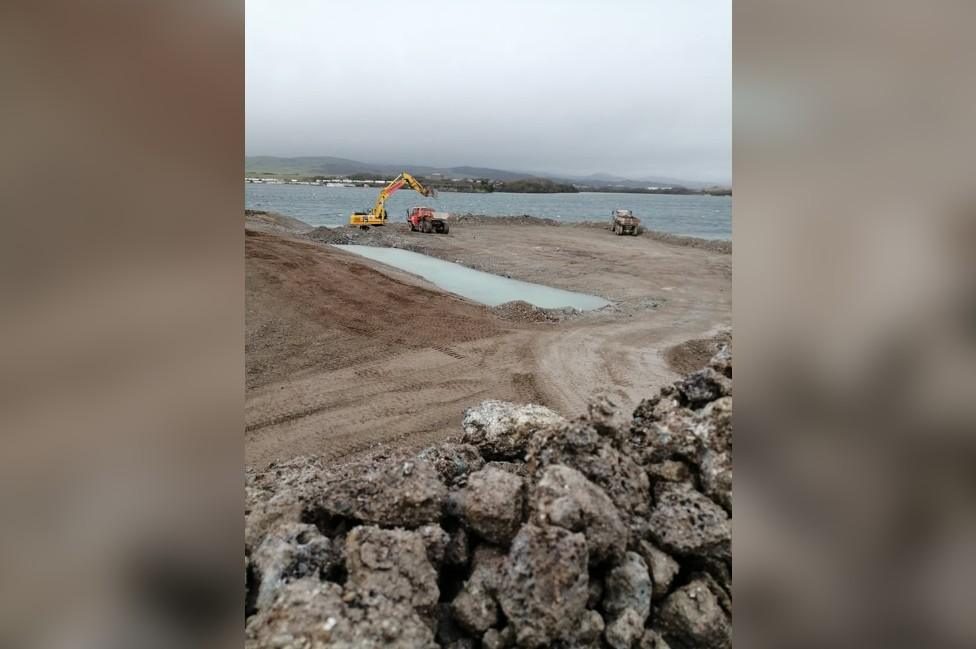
245;216;730;468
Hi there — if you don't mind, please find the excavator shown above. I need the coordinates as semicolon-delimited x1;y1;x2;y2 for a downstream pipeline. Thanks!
349;171;437;228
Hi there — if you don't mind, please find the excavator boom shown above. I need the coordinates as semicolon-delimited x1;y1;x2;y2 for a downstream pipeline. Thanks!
350;172;436;227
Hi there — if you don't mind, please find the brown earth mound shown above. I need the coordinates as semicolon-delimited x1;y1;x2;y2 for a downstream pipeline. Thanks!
244;209;313;234
664;331;732;375
245;229;505;391
245;347;733;649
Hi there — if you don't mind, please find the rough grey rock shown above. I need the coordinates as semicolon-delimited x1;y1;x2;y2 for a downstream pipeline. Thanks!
482;625;515;649
691;571;732;617
629;391;702;467
657;578;731;649
459;466;525;544
639;629;673;649
587;576;604;608
344;525;439;619
317;458;447;528
244;578;437;649
445;640;475;649
461;400;566;459
443;525;470;567
436;602;465;646
674;367;730;408
245;455;327;551
646;460;694;485
530;464;627;565
648;483;731;559
708;344;731;378
418;523;450;567
579;610;606;643
526;419;650;537
603;551;652;623
605;607;645;649
699;449;732;511
450;546;506;634
585;395;630;443
484;460;529;478
497;524;590;648
637;541;680;601
251;521;336;611
698;397;732;453
417;443;485;487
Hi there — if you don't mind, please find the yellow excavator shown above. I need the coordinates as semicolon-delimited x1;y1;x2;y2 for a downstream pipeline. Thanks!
349;172;436;228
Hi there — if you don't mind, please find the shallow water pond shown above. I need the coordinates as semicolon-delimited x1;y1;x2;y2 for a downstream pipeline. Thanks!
335;245;611;311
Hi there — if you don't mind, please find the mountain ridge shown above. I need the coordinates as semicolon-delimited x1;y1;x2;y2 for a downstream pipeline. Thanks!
244;156;722;189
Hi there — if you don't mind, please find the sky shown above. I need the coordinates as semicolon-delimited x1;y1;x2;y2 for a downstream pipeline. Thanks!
246;0;730;184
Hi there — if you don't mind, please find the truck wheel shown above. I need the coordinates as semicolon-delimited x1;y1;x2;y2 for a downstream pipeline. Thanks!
441;222;450;234
422;219;432;233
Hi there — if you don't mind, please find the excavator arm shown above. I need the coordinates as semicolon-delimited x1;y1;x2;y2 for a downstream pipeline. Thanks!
350;172;436;227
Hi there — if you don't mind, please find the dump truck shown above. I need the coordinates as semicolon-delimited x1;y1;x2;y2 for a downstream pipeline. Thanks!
406;207;450;234
609;209;641;235
349;172;436;228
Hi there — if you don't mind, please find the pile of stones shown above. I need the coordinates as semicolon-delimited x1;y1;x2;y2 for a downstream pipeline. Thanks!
245;347;732;649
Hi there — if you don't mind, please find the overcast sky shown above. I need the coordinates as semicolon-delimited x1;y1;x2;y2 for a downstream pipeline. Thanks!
246;0;730;183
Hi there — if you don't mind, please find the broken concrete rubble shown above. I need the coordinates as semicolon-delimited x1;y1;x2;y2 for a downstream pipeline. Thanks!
245;345;733;648
657;578;732;649
450;545;506;634
458;466;525;545
530;463;627;565
497;524;590;648
251;521;337;611
637;540;680;601
461;400;566;460
344;525;440;619
648;482;731;559
316;457;448;528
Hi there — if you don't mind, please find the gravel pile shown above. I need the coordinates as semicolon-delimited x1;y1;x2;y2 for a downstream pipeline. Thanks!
306;224;413;247
452;214;561;226
245;346;733;649
490;300;562;323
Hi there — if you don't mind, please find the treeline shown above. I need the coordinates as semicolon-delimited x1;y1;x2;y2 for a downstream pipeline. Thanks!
495;178;579;193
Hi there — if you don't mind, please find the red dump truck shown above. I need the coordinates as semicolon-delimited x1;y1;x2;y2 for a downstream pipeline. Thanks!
406;207;451;234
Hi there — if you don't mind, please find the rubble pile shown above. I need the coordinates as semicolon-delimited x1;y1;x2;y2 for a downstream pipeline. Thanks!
245;346;733;649
490;300;562;323
307;224;413;247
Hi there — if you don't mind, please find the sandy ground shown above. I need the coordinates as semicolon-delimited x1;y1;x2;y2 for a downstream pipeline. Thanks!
245;214;730;468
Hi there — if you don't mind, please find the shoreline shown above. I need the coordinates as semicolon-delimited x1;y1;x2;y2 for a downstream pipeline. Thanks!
247;209;732;252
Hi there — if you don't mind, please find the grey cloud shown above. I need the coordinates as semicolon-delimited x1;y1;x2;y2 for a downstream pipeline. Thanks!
246;0;730;183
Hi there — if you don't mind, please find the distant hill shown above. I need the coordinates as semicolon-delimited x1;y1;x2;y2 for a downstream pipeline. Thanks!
244;156;723;190
245;156;529;182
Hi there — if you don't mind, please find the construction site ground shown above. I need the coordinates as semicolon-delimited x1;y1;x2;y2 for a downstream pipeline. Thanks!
245;213;731;468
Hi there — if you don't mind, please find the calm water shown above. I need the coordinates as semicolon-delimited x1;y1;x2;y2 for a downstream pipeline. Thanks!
246;183;731;240
336;245;611;310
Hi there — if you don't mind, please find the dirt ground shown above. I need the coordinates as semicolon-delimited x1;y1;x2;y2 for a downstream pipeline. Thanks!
245;213;731;468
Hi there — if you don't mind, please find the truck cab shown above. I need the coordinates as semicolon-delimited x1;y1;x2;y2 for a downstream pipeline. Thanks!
610;209;641;236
